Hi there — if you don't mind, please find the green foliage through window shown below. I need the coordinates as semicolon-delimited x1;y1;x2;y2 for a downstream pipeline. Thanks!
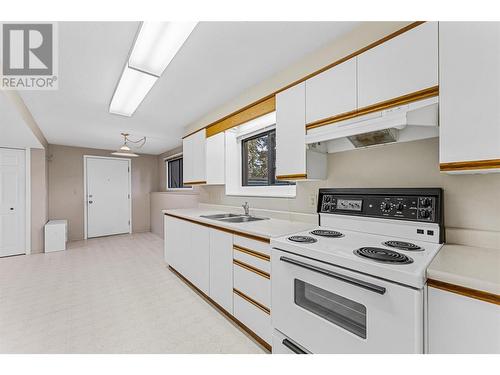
241;129;293;186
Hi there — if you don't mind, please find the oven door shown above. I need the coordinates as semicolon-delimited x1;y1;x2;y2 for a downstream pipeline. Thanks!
272;249;423;353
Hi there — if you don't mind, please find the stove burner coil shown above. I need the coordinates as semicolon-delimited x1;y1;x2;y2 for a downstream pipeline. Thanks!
288;235;317;244
383;241;423;251
354;247;413;264
310;229;344;238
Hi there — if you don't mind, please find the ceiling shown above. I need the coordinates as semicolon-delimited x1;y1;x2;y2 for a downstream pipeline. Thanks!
19;21;359;155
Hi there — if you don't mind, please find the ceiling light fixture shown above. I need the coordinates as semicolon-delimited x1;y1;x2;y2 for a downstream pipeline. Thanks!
111;133;146;157
109;22;198;117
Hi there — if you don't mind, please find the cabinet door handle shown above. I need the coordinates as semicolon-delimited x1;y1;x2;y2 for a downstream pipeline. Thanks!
280;256;386;295
282;339;307;354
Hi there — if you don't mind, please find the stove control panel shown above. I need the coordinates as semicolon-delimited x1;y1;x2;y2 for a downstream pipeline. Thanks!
318;188;442;224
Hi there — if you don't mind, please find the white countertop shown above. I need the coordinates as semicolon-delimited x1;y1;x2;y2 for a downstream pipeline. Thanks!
427;244;500;295
163;208;316;240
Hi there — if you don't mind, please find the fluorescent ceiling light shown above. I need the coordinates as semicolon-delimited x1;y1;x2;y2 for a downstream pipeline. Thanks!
109;66;157;116
129;22;198;76
109;22;197;117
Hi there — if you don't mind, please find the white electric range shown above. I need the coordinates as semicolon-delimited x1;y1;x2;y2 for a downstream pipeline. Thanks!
270;188;444;354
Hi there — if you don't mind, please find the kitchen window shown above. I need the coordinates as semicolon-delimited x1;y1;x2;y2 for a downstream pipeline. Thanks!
165;155;190;190
241;129;293;187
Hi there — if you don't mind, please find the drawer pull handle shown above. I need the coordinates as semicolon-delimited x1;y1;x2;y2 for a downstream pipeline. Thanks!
282;339;307;354
233;245;270;261
233;288;270;315
279;256;386;295
233;259;270;279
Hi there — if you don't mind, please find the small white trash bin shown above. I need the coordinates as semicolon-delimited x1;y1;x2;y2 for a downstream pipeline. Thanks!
45;220;68;253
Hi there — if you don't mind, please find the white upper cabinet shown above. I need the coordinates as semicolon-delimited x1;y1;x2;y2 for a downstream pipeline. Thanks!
276;82;306;178
276;82;326;180
305;58;357;124
205;132;225;185
357;22;438;108
182;129;206;184
439;22;500;173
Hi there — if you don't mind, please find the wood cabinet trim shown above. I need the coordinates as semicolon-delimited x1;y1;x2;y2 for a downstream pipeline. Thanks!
306;85;439;130
168;266;271;351
205;96;276;138
183;180;207;185
428;279;500;306
165;213;271;243
233;288;271;315
233;245;270;261
233;259;271;279
440;159;500;172
182;22;426;139
276;173;307;180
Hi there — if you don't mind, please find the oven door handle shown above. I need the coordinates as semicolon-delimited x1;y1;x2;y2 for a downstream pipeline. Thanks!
279;256;386;295
282;339;307;354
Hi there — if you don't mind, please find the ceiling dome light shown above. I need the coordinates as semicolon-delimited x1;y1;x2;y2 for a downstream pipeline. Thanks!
111;133;145;158
111;149;139;158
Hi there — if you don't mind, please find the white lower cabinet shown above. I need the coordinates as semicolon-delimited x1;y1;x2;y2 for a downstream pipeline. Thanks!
233;262;270;308
164;216;209;294
164;215;189;275
209;228;233;313
189;224;210;295
427;286;500;353
234;291;272;345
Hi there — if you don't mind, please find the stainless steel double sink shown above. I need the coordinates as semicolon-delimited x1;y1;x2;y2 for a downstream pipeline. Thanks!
200;213;269;223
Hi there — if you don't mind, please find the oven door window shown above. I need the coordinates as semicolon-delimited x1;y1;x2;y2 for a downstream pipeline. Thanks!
294;279;367;339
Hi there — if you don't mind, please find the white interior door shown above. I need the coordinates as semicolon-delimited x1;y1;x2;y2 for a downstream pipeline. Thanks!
0;148;26;257
85;157;131;238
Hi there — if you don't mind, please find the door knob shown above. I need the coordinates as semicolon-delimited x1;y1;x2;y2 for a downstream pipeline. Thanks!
88;201;93;204
10;207;14;210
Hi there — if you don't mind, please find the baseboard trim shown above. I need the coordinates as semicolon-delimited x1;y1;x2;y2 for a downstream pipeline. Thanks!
167;265;272;352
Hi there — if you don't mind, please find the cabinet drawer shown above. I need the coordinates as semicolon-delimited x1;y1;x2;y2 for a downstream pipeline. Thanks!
233;235;270;256
234;260;270;308
234;291;272;345
233;245;270;273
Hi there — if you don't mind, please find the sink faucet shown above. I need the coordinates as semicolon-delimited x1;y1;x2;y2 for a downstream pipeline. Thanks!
242;201;250;216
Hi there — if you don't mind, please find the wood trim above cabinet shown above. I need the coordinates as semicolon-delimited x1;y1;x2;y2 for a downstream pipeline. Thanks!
428;279;500;306
165;213;271;243
205;96;276;138
233;245;270;261
183;180;207;185
440;158;500;172
306;85;439;130
182;22;426;139
233;259;271;280
276;173;307;180
233;288;271;315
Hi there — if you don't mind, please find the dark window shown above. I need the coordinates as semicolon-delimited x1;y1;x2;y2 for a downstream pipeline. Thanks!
167;157;186;189
241;129;293;186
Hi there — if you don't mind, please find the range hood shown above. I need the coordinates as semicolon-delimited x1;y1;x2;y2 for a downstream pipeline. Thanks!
305;97;439;153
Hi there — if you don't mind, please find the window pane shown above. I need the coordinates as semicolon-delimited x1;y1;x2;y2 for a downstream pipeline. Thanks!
168;158;184;189
294;279;367;339
244;133;269;186
242;129;294;187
